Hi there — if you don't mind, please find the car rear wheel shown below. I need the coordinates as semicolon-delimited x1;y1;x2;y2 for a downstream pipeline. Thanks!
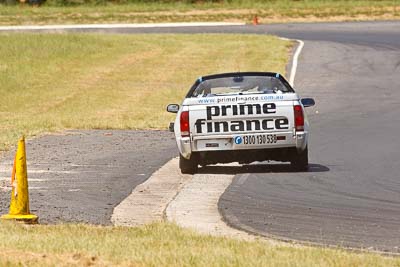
179;154;198;174
291;146;308;171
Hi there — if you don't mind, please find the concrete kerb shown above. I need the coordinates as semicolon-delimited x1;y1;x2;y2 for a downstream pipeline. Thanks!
111;158;191;226
165;166;261;241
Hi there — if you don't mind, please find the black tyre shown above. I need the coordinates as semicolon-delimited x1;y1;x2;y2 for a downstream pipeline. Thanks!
291;146;309;171
179;154;198;174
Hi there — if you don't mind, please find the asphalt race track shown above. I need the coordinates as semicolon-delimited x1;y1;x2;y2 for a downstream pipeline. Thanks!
219;22;400;253
1;21;399;252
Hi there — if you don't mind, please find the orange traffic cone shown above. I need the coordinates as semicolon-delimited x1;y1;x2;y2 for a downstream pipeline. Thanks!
252;15;259;26
1;136;38;224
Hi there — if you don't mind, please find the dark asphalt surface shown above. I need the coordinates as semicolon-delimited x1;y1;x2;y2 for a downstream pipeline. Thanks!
0;130;176;224
217;22;400;253
30;20;400;50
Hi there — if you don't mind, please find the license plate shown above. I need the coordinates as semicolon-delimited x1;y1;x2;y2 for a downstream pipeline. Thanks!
234;134;277;145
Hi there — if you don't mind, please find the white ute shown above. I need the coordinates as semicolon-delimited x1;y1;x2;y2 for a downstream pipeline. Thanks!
167;72;315;174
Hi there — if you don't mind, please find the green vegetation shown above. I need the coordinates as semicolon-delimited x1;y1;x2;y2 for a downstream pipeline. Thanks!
0;222;399;266
0;33;290;151
0;0;398;25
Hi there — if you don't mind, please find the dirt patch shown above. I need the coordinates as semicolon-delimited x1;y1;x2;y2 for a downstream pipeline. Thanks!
0;130;176;225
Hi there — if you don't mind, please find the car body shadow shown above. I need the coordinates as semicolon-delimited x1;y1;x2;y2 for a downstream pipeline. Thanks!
198;163;330;175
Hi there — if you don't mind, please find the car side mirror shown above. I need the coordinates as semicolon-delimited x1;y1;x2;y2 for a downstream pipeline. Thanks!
301;98;315;107
167;104;179;113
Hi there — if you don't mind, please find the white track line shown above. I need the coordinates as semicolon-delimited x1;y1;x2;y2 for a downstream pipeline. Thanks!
289;39;304;87
0;22;245;31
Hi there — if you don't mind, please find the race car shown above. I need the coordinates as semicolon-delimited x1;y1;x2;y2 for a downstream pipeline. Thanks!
167;72;315;174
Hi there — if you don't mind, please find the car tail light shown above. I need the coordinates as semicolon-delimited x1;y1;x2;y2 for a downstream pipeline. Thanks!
294;105;304;131
180;111;190;137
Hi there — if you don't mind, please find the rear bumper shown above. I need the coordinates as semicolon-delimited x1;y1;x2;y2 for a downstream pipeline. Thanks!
178;131;308;160
196;147;299;165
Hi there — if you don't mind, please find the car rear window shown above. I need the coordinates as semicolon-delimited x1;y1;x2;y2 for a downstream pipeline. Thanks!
191;76;292;97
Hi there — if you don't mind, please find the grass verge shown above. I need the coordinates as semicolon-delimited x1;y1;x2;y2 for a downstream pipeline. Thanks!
0;0;399;25
0;33;290;151
0;222;399;266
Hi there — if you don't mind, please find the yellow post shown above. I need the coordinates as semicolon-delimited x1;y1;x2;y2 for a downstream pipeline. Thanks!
1;136;38;224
